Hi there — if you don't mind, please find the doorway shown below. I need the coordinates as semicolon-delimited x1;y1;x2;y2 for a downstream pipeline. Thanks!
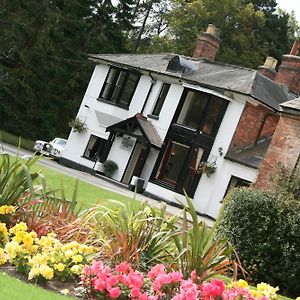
122;143;149;185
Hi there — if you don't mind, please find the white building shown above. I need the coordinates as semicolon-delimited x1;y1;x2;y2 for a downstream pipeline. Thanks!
61;25;296;219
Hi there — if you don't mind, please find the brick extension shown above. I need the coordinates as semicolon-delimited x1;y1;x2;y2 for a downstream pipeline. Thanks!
255;112;300;188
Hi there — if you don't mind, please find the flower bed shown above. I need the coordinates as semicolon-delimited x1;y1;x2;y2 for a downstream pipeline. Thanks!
79;260;281;300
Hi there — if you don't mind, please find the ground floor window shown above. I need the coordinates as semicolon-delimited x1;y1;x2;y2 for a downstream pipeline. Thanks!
223;175;251;200
83;135;108;161
154;138;207;197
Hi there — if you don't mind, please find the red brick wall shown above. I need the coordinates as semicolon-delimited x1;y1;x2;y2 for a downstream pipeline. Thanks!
275;55;300;94
255;113;300;188
229;103;279;151
193;33;220;61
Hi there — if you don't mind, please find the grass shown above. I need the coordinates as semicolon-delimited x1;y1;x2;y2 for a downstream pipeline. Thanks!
30;160;135;210
0;272;75;300
0;130;34;151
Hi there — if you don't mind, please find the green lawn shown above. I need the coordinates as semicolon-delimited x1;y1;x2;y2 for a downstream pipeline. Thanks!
0;272;75;300
31;159;136;210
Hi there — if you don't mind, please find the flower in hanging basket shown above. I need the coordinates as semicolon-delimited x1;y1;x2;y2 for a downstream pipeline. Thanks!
68;117;87;133
198;161;217;177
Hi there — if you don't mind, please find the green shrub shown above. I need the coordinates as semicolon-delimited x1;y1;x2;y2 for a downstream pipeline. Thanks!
0;130;34;151
103;160;118;177
216;188;300;297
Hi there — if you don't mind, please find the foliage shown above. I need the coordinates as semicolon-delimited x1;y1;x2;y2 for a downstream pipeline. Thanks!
172;192;235;281
216;188;300;297
0;153;41;207
81;200;177;269
103;160;119;176
0;130;34;151
164;0;292;68
198;161;217;177
0;0;134;141
68;117;87;133
271;164;300;201
80;260;280;300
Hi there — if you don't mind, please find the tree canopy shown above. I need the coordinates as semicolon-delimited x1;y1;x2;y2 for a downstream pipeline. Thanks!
0;0;298;141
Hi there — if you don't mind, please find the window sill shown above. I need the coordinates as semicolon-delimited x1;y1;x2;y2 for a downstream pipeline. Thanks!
97;98;130;110
147;114;159;120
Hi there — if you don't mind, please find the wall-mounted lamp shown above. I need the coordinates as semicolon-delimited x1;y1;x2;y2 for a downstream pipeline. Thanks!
218;147;224;156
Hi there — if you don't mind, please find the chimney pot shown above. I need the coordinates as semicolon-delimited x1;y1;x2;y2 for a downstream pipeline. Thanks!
205;24;220;39
264;56;278;69
192;24;221;61
290;41;300;56
258;56;278;80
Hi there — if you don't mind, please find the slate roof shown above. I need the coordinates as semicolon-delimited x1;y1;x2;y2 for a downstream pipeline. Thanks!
225;138;271;169
280;97;300;115
106;114;163;149
89;53;295;110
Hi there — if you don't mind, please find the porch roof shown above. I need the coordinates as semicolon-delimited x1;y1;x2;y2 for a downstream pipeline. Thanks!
106;113;163;149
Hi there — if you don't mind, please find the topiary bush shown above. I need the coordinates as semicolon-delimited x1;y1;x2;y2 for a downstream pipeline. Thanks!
216;187;300;297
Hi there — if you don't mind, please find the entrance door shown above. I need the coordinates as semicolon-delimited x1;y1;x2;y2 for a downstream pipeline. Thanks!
122;143;149;184
155;140;206;196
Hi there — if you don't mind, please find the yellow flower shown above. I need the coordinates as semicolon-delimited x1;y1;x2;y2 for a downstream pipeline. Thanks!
0;223;8;235
54;263;65;272
72;254;83;263
39;265;54;280
28;267;40;280
228;279;248;289
70;264;82;275
64;249;74;258
9;222;27;234
60;289;70;295
0;205;16;215
0;248;7;265
295;297;300;300
256;282;279;300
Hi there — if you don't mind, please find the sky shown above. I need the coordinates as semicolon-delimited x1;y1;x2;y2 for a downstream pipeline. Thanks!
277;0;300;24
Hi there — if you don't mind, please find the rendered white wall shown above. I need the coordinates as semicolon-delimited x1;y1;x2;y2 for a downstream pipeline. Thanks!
106;136;136;181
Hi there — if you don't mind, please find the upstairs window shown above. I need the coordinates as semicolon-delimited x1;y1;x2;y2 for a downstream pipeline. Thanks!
99;66;140;109
152;83;171;117
176;89;228;137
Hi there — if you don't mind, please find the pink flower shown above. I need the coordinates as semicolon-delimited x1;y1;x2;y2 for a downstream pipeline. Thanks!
108;287;121;299
106;275;119;289
115;261;132;274
90;260;103;274
200;278;225;299
223;287;255;300
148;264;165;281
169;271;183;283
94;278;106;292
138;292;149;300
131;287;141;298
128;271;144;289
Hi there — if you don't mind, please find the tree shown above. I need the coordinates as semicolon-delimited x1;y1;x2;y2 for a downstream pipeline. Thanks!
160;0;294;68
0;0;134;140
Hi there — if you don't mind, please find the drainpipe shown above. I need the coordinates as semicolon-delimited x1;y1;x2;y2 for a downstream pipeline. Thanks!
141;73;156;115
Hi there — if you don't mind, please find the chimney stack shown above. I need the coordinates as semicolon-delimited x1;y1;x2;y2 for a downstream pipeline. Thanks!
258;56;278;80
193;24;221;61
275;41;300;95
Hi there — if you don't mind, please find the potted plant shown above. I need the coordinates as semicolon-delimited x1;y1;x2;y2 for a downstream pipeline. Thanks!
68;117;87;133
198;161;217;177
103;160;118;178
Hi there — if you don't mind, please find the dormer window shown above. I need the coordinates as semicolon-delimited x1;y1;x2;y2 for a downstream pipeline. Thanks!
99;66;140;109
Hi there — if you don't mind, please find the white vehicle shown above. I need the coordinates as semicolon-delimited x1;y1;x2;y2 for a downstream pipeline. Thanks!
33;138;67;160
